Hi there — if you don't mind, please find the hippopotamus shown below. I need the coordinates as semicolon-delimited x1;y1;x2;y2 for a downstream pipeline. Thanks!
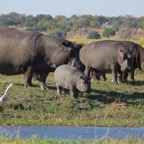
31;42;85;88
54;65;91;98
120;41;144;81
0;27;82;89
79;40;132;84
92;41;144;82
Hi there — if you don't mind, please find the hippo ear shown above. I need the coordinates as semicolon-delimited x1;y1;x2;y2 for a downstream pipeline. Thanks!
62;42;66;49
62;41;67;46
62;42;72;52
62;41;71;47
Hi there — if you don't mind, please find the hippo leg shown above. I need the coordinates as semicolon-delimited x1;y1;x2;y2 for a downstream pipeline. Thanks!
23;67;33;87
100;72;107;81
70;87;78;99
32;72;40;81
64;88;69;94
84;66;91;78
39;71;49;90
91;69;100;80
56;85;62;95
130;69;135;82
122;71;128;81
117;72;123;84
111;64;118;84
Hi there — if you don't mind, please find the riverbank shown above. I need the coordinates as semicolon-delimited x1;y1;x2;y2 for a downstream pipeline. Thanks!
0;70;144;127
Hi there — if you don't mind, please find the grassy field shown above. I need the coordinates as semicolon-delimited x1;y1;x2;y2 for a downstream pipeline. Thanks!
0;69;143;127
0;138;144;144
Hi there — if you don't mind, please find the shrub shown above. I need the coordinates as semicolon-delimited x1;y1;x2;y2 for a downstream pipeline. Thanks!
102;28;116;38
87;31;101;39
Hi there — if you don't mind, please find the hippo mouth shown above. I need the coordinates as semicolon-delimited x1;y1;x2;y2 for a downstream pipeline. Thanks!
77;86;89;93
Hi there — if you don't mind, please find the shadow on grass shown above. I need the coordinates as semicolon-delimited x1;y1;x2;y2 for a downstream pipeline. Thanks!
124;80;144;86
87;88;144;105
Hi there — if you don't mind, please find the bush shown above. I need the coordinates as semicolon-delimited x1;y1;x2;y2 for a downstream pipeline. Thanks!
48;28;67;38
87;31;101;39
102;28;116;38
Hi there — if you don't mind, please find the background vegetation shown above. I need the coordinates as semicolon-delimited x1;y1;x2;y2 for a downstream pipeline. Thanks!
0;12;144;40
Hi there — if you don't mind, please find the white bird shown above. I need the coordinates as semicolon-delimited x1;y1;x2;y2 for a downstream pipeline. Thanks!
0;84;13;102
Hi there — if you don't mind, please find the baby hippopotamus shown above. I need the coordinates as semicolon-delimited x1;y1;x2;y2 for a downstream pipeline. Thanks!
54;65;91;98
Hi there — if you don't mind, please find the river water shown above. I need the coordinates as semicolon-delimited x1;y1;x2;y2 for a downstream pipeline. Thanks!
0;126;144;141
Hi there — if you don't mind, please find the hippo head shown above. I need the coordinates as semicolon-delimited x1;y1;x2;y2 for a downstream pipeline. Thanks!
117;47;132;72
51;40;84;69
76;76;91;93
68;57;85;71
66;43;85;70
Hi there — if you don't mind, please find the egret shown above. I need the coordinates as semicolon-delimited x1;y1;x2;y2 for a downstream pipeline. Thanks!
0;84;13;102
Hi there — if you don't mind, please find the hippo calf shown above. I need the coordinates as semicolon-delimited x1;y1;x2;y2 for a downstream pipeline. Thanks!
54;65;91;98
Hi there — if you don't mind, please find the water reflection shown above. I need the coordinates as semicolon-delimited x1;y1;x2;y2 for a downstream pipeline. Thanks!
0;126;144;141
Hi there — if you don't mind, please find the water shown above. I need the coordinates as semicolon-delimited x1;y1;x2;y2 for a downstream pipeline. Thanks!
0;126;144;141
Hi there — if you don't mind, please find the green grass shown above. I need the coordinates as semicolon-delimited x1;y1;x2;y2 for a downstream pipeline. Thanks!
0;138;144;144
0;70;144;127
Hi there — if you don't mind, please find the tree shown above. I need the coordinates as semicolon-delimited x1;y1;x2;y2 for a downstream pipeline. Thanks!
34;14;53;22
95;16;107;28
87;31;101;39
77;16;90;28
102;28;116;38
0;12;25;26
48;28;67;38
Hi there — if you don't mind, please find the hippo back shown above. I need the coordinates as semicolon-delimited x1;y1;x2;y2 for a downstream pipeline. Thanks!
80;40;131;72
35;35;83;70
0;27;42;74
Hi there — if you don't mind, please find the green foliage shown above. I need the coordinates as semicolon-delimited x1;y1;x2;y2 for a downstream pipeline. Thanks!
0;138;143;144
102;28;116;38
0;12;25;26
0;13;143;40
87;31;101;39
95;16;108;28
48;28;67;38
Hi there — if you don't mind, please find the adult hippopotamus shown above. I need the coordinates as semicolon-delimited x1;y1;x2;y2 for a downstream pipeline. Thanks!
93;41;143;82
54;65;91;98
0;27;82;89
120;41;144;81
31;42;85;88
79;40;132;84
